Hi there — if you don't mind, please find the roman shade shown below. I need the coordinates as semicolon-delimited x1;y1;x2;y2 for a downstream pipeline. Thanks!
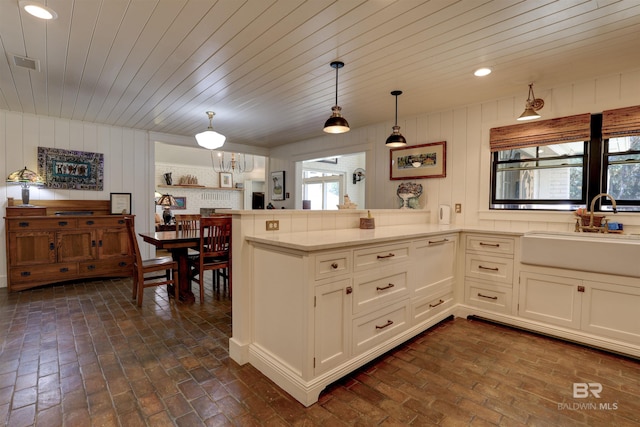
602;105;640;139
489;113;591;152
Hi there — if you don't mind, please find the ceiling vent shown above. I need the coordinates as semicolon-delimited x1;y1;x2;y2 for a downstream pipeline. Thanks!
12;54;40;71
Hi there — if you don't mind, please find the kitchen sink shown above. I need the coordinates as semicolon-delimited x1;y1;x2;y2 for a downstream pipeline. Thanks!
520;231;640;277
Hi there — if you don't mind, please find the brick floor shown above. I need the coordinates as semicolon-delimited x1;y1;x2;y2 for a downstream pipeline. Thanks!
0;277;639;426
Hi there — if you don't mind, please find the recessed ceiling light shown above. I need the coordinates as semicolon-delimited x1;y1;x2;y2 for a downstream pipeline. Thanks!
20;1;58;20
474;67;492;77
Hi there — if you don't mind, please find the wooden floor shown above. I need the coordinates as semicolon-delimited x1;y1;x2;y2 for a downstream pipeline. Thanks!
1;277;639;426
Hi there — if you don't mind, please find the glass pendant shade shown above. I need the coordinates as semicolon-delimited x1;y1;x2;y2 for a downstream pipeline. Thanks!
195;111;226;149
6;166;44;205
386;90;407;147
323;61;350;134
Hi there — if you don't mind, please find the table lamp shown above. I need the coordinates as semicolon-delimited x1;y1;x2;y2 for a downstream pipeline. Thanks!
157;194;178;224
6;166;44;206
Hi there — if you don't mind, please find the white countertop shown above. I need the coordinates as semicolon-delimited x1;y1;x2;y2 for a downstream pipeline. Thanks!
245;224;523;251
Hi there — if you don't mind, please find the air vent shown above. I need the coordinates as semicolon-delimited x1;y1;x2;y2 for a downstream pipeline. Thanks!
12;54;40;71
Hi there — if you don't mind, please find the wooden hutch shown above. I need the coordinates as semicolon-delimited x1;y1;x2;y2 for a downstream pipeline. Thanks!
4;198;134;292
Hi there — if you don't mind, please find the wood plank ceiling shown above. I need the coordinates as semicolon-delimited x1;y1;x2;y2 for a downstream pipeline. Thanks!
1;0;640;149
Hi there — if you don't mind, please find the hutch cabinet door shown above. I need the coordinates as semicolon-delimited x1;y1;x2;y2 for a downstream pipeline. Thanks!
8;231;56;266
97;228;130;259
57;230;97;262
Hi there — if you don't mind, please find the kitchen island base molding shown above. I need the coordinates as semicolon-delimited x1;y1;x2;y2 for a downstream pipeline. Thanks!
249;311;456;407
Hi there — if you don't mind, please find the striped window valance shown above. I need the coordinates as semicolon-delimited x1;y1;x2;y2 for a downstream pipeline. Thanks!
602;105;640;139
489;113;591;152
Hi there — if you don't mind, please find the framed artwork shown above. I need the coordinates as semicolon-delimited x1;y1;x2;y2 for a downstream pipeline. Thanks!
174;197;187;209
390;141;446;180
271;171;285;201
110;193;131;215
37;146;104;190
219;172;233;188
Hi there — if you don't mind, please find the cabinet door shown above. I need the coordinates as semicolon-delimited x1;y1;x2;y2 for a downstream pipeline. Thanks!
57;230;97;262
413;236;456;298
8;232;56;266
519;272;582;329
582;281;640;345
314;279;351;375
97;228;130;259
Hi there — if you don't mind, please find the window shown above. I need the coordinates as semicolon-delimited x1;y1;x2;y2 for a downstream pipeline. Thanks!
302;170;343;210
490;109;640;211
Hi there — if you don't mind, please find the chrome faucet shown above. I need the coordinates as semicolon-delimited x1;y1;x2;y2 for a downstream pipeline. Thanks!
589;193;617;227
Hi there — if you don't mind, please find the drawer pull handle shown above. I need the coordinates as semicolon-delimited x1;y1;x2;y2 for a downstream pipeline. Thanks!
478;293;498;300
346;286;353;295
376;283;395;291
86;220;95;225
49;242;55;251
87;265;96;270
428;239;449;245
375;320;394;330
18;221;30;227
429;299;445;308
118;219;125;224
92;240;96;247
331;263;339;269
99;240;103;247
479;242;500;247
478;265;499;271
118;261;127;267
376;253;395;259
20;271;31;277
60;267;69;273
58;221;68;226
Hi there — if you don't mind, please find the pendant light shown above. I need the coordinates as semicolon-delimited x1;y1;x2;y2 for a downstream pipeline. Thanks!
195;111;226;149
323;61;350;134
385;90;407;147
517;83;544;121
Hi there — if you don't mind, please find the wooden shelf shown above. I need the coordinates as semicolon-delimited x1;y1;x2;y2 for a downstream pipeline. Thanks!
158;185;242;191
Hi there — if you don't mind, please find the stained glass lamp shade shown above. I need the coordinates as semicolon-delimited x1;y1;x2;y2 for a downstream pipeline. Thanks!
6;166;44;206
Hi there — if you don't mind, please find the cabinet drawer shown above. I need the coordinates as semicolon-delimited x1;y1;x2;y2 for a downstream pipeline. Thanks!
10;263;78;284
465;254;513;285
77;217;127;228
7;217;78;231
352;300;409;355
465;234;514;256
353;267;409;315
315;251;351;280
412;290;454;323
78;258;133;275
465;280;512;314
353;242;410;272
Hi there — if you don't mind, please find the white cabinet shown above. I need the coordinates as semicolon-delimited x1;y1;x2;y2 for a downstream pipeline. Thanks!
519;270;640;346
249;232;457;406
463;233;516;314
518;272;582;329
314;278;351;375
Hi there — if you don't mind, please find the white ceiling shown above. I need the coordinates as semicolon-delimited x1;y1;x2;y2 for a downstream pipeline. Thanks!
2;0;640;149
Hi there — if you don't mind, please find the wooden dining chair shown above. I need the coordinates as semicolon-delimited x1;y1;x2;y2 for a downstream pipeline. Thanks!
188;216;232;302
124;217;179;306
174;214;201;231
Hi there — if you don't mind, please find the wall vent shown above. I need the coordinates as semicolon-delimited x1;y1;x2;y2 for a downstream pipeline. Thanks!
12;54;40;71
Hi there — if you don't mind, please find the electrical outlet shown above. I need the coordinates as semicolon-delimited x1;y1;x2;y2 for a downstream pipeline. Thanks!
266;220;279;231
455;203;462;214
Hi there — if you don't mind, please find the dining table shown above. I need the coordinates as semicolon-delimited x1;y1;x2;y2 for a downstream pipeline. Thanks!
139;230;200;303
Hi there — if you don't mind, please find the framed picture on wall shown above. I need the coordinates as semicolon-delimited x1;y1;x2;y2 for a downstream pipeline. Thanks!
271;171;285;201
219;172;233;188
390;141;446;180
174;197;186;209
110;192;131;214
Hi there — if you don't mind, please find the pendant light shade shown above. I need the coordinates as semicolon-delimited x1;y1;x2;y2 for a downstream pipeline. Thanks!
517;83;544;121
195;111;226;149
385;90;407;147
323;61;350;134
